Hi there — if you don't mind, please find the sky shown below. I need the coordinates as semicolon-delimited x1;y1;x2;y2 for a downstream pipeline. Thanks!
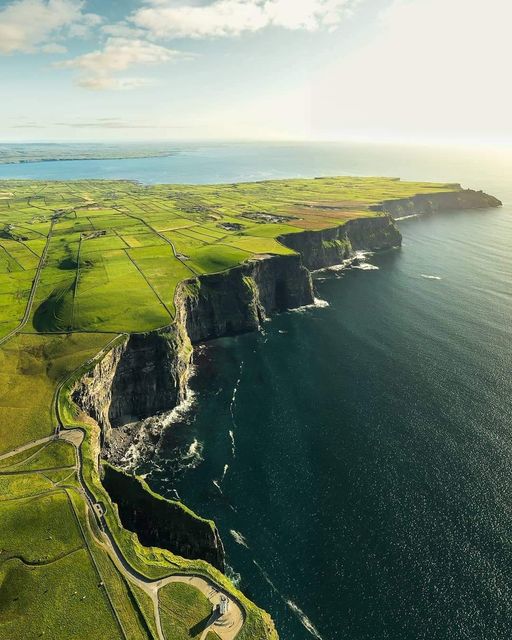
0;0;511;145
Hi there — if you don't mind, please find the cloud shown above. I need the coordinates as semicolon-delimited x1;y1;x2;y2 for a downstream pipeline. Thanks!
131;0;359;39
0;0;101;54
57;36;191;90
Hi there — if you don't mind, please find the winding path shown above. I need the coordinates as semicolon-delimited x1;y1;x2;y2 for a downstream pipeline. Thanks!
64;426;244;640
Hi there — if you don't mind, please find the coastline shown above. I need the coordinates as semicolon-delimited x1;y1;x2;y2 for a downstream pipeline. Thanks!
68;185;501;638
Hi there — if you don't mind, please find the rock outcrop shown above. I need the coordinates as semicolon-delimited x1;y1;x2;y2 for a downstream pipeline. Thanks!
102;464;225;572
373;188;502;218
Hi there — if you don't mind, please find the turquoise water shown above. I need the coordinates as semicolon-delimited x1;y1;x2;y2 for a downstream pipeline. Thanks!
4;142;512;639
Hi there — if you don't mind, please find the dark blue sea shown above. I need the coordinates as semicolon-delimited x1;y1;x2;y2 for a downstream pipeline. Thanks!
3;142;512;640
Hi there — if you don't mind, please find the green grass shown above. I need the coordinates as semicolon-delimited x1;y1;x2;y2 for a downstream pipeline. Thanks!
158;582;212;640
0;491;83;563
186;244;252;274
0;333;111;454
0;553;122;640
0;176;462;334
3;440;76;472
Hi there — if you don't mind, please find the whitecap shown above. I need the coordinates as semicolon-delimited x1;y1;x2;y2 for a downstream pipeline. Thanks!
178;437;204;470
352;262;379;271
395;213;420;221
225;564;242;587
286;600;324;640
158;388;197;429
421;274;442;280
229;429;236;457
252;561;324;639
230;529;249;548
292;298;330;313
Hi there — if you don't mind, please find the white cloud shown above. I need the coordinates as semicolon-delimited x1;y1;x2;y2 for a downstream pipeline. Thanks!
0;0;101;54
131;0;358;39
57;37;191;90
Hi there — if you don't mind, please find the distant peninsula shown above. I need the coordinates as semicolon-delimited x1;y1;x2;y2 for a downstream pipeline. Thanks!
0;142;180;165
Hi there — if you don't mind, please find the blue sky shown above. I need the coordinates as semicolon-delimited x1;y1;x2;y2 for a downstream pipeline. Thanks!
0;0;511;145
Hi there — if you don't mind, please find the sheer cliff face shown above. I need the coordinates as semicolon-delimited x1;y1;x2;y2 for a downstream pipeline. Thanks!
280;215;401;271
73;327;192;437
103;465;225;572
178;253;315;343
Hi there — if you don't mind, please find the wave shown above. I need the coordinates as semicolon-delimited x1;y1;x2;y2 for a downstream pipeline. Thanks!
421;274;442;280
313;250;378;276
229;429;236;457
229;361;244;431
395;213;420;220
230;529;249;548
225;564;242;587
292;297;330;313
253;560;324;639
157;388;197;430
286;600;324;640
178;437;204;470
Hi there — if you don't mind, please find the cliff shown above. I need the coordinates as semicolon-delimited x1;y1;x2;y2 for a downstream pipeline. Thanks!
373;188;502;218
102;464;225;572
177;253;314;343
72;326;192;460
280;215;401;271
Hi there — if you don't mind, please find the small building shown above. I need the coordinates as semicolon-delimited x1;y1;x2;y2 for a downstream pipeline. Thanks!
219;595;229;616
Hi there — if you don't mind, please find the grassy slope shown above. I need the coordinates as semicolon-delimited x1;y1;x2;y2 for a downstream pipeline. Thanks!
0;176;463;640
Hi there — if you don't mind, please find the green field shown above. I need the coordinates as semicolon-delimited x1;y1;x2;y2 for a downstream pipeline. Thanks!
0;176;462;640
0;177;458;336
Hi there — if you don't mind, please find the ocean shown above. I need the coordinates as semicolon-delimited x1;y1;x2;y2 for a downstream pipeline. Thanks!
3;141;512;639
